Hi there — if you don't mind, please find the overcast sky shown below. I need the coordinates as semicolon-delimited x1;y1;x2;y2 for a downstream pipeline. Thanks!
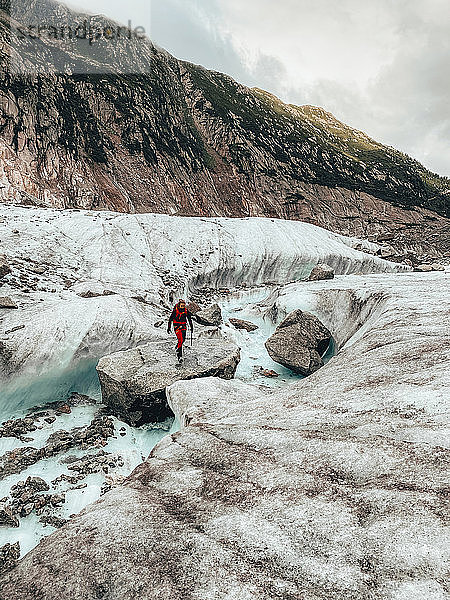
67;0;449;177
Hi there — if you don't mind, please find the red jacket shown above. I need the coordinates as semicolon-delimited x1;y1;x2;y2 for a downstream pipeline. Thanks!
168;303;193;332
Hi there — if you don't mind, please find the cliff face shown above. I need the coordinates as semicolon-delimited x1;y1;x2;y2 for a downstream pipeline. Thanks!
0;1;449;257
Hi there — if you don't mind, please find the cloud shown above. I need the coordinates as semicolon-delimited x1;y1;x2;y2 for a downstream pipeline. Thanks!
363;15;450;174
149;0;259;85
212;0;450;175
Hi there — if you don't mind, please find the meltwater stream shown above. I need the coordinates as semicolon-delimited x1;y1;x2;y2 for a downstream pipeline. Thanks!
0;363;177;557
0;286;335;558
219;287;335;387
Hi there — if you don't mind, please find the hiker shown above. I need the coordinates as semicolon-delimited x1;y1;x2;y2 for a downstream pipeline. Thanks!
167;299;193;362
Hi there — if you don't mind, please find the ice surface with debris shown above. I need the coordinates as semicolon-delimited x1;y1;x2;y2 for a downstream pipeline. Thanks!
2;205;448;599
1;270;448;599
0;361;177;556
0;205;405;384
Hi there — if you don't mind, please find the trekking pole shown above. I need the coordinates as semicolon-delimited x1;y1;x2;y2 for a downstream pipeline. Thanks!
190;328;193;348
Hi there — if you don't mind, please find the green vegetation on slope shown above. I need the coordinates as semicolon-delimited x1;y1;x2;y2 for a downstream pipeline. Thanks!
185;63;449;217
0;0;448;218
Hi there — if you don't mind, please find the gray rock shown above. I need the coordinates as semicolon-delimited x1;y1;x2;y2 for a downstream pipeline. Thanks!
265;309;331;375
0;542;20;575
39;515;67;529
229;318;258;332
0;297;18;309
431;263;446;271
376;245;395;258
414;263;445;272
0;256;11;280
0;505;19;528
25;477;49;493
45;416;114;455
66;452;119;476
96;339;240;426
377;232;396;242
19;503;34;518
77;289;115;298
0;447;42;480
197;327;223;340
49;494;65;506
66;392;97;407
308;263;335;281
29;265;47;275
195;304;223;326
0;416;115;481
0;416;38;440
253;366;279;378
8;471;70;523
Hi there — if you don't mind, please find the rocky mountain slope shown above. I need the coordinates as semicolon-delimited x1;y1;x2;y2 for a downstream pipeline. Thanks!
0;0;449;259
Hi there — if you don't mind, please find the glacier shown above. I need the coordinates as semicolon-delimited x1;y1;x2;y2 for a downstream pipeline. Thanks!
0;205;404;388
0;204;448;600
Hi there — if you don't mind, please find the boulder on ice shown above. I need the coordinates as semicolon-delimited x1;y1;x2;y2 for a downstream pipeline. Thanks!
229;318;258;332
308;263;335;281
265;310;331;376
0;297;18;309
96;339;240;426
0;256;11;280
194;304;223;326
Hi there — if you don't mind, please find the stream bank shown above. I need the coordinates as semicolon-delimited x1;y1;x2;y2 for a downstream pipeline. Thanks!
218;287;335;387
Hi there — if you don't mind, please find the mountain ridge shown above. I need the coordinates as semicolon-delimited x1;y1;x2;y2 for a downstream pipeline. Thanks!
0;0;449;260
